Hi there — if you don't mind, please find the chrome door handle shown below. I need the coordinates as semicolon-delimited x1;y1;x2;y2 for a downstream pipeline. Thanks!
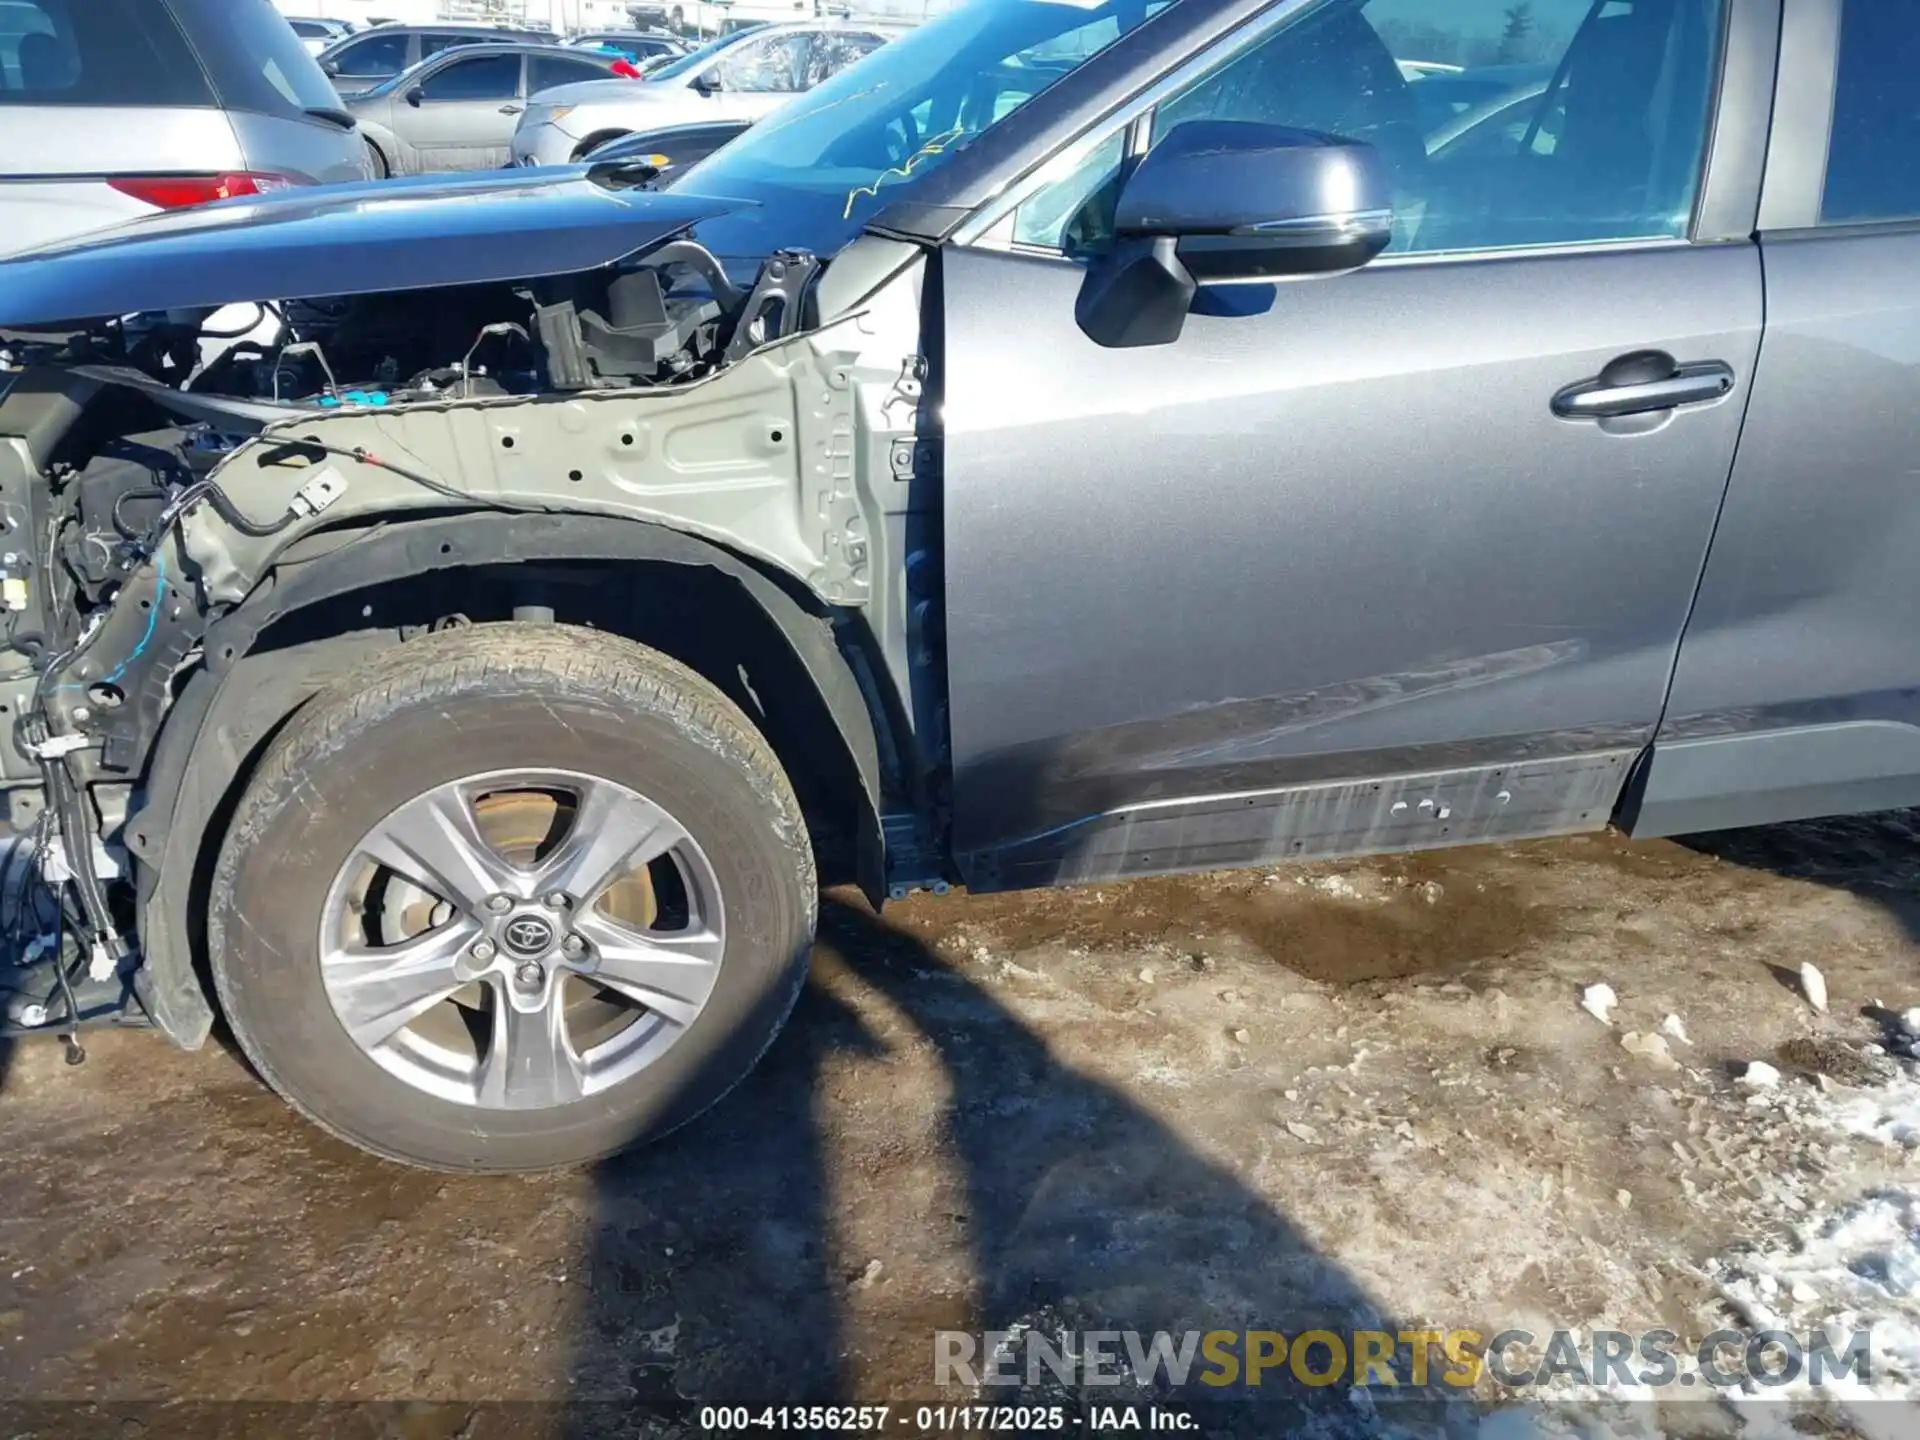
1553;351;1735;420
499;104;524;115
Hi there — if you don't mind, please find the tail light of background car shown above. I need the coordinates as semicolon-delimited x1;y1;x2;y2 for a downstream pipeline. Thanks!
107;173;299;210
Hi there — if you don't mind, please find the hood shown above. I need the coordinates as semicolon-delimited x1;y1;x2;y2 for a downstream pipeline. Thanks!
534;75;678;108
540;77;702;131
0;169;739;328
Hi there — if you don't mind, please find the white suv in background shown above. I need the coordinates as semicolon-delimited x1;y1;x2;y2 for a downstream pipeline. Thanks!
511;22;896;167
0;0;368;256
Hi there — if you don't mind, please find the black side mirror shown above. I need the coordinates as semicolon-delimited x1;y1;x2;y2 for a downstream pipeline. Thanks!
321;58;340;77
1077;121;1394;349
692;68;722;94
405;84;425;106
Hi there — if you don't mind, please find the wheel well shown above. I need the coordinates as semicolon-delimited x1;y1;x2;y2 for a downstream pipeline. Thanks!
248;561;872;879
134;519;895;1049
572;130;631;161
364;134;390;177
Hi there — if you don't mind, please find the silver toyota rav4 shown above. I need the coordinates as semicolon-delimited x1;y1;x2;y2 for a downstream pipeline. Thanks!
0;0;369;255
0;0;1911;1174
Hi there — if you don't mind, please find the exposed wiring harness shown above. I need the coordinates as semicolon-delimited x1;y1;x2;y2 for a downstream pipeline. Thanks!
12;412;557;1020
272;436;556;517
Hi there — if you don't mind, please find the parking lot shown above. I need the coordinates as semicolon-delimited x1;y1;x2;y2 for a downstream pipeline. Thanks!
4;814;1919;1435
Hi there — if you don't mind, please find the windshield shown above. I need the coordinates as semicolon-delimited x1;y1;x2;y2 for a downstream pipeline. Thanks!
647;27;756;82
680;0;1161;227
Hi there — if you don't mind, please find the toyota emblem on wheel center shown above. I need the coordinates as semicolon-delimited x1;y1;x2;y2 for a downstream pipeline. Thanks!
502;916;556;956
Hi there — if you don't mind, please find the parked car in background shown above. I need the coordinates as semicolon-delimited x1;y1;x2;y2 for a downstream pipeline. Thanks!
578;115;752;183
626;1;688;30
318;24;555;91
511;21;893;166
284;15;357;57
349;42;619;176
567;30;685;66
636;49;688;77
0;0;367;255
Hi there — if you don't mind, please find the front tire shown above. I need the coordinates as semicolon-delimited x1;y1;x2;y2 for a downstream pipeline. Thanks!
572;131;631;162
209;624;815;1173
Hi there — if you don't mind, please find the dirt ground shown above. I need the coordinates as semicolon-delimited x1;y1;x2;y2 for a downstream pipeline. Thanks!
3;814;1920;1437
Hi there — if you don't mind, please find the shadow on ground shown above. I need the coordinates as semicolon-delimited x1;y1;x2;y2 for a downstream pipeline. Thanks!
1677;809;1920;945
565;897;1465;1438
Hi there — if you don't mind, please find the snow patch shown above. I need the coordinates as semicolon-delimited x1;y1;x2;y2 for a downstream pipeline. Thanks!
1711;1189;1920;1437
1798;962;1829;1016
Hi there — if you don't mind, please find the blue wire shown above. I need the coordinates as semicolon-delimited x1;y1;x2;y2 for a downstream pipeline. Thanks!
56;550;165;692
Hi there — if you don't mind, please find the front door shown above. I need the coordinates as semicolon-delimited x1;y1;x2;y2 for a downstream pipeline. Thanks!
403;50;525;170
939;0;1764;887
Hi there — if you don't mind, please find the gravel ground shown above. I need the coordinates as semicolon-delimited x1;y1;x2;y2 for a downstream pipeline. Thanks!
3;815;1920;1437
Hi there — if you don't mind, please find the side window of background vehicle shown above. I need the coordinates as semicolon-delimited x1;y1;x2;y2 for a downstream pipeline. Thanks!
528;54;607;91
1014;0;1724;259
1821;0;1920;225
808;32;886;88
335;32;408;74
419;52;519;101
720;34;810;93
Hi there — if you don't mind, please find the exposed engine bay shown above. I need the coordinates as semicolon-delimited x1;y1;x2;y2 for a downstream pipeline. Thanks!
20;236;820;403
0;228;926;1052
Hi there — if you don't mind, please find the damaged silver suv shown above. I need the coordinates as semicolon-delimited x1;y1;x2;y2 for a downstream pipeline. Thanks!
0;0;1912;1171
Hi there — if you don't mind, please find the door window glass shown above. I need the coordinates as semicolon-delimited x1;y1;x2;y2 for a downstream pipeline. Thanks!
421;32;502;57
1822;0;1920;224
419;51;519;101
1016;0;1724;257
1013;130;1126;252
719;33;811;93
330;32;408;76
528;53;609;92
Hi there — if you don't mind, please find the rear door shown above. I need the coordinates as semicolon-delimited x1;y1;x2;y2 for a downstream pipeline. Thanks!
1637;0;1920;835
527;51;614;102
0;0;244;254
937;0;1776;887
400;49;525;170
